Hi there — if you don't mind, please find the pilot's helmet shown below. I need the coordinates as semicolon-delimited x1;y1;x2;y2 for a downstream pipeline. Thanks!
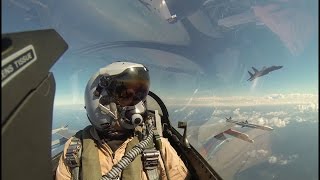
84;61;150;132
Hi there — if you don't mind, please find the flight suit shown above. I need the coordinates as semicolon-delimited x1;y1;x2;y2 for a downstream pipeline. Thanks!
56;127;189;180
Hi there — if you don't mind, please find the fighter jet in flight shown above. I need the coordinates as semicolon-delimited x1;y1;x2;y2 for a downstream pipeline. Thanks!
247;66;283;81
226;117;274;131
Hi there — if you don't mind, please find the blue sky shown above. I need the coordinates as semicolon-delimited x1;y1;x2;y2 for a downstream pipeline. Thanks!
2;0;318;105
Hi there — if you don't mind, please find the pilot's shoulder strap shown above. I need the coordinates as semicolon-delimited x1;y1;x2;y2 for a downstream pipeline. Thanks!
65;130;83;180
81;126;102;180
65;125;101;180
121;137;161;180
144;110;163;180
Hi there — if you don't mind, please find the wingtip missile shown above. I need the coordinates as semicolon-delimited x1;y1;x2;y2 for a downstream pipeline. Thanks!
224;129;254;143
248;123;274;131
257;125;274;131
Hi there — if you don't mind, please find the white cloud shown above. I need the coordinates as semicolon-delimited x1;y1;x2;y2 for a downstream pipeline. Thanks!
268;154;299;165
256;117;266;126
268;156;277;164
289;154;299;159
270;117;288;128
266;94;285;100
295;103;318;113
278;160;288;165
232;108;261;121
247;149;269;158
283;117;291;122
247;150;257;158
295;116;307;123
257;149;269;157
233;108;241;115
212;109;231;116
163;93;318;107
250;116;289;128
265;111;288;116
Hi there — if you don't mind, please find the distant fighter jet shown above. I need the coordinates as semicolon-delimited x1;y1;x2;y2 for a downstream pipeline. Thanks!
199;117;273;156
226;117;274;131
247;66;283;81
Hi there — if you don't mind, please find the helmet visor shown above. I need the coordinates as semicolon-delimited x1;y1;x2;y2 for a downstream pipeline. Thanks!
110;66;150;106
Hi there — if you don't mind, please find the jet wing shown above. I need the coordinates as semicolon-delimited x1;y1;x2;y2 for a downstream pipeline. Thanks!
214;132;227;141
200;133;227;157
224;129;254;143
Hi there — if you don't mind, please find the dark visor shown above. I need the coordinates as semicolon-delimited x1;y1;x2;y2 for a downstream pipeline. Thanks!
108;66;150;106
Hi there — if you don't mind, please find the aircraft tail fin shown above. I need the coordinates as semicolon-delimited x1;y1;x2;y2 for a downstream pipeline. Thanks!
252;67;259;73
225;117;232;122
247;71;254;81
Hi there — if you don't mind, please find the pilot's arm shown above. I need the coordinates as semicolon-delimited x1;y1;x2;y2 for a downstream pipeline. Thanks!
55;138;73;180
159;138;190;180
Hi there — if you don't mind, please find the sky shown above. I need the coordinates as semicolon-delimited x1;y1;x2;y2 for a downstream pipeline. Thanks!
2;0;318;106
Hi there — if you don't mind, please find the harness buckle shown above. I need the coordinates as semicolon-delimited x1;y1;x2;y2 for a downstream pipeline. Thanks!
65;138;82;168
142;149;159;170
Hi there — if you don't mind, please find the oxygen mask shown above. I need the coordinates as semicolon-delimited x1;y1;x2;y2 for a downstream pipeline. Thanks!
98;93;146;131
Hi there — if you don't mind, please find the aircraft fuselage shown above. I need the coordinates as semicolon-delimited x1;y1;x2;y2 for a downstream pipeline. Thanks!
248;65;283;81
